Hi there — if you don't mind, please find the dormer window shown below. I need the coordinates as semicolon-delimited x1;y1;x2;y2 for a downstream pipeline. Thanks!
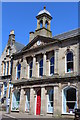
16;63;21;80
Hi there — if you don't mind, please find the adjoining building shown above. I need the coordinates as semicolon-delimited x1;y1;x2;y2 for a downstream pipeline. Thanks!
9;7;80;117
0;30;25;111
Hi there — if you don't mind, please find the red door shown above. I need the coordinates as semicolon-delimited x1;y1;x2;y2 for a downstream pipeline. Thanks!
36;89;41;115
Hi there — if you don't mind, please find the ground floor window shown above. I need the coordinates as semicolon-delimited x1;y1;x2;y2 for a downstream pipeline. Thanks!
47;89;54;113
12;90;20;111
4;82;7;98
62;87;77;114
25;90;30;112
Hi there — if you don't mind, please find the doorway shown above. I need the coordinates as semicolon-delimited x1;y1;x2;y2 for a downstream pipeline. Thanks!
36;89;41;115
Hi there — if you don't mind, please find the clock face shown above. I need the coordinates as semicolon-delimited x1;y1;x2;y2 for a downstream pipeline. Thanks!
37;40;41;46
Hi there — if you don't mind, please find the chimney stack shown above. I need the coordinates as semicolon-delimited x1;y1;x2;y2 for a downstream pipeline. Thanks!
8;30;15;45
29;32;34;42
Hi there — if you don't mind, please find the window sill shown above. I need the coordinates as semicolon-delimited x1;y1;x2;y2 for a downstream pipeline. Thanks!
65;71;74;74
62;113;74;115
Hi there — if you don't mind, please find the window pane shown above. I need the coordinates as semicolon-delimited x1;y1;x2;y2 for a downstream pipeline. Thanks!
18;64;21;70
67;62;73;72
67;52;73;61
50;57;54;65
50;66;54;74
7;62;9;75
30;70;32;78
39;59;43;67
39;68;43;76
30;62;33;69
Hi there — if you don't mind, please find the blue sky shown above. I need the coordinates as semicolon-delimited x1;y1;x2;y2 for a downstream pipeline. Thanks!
1;2;78;56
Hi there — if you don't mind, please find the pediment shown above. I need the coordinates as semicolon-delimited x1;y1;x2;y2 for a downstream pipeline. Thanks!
22;35;54;52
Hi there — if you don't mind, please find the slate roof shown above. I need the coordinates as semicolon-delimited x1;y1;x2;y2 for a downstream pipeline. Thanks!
14;41;25;52
53;28;80;40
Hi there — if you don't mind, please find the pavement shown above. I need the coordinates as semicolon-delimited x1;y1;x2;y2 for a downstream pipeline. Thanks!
0;111;75;120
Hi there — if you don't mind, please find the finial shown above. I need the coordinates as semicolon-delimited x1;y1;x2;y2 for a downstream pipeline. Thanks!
44;6;46;10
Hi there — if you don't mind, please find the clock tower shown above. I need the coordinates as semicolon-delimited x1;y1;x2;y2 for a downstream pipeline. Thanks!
29;6;52;42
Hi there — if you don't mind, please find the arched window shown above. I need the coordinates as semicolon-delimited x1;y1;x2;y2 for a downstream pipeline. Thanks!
17;63;21;79
62;87;77;114
39;59;43;76
45;20;48;29
29;61;33;78
50;56;54;75
66;52;73;72
40;20;43;28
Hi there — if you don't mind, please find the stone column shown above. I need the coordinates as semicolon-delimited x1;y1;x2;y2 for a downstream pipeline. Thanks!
19;89;26;112
43;53;46;76
32;56;36;77
30;88;34;115
43;17;46;28
37;19;40;29
41;87;46;115
54;49;59;74
47;20;51;31
54;86;61;116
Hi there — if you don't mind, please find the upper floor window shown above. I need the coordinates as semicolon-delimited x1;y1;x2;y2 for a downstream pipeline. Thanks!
39;59;43;76
3;62;6;76
66;52;73;73
17;63;21;79
29;61;33;78
7;47;10;55
10;61;12;75
6;61;9;75
50;56;54;75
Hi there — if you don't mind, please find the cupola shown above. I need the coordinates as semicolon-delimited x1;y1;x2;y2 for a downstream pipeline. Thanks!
35;6;52;38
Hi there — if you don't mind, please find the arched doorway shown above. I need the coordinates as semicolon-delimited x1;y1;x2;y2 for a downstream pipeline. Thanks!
62;87;77;114
36;89;41;115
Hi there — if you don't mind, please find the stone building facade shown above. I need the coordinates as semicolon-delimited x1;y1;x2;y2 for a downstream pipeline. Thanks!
0;30;25;110
10;7;80;117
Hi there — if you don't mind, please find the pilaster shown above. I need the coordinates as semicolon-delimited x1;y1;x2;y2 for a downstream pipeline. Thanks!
19;89;26;112
41;87;46;115
32;56;36;77
54;49;59;74
30;88;35;114
43;53;46;76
